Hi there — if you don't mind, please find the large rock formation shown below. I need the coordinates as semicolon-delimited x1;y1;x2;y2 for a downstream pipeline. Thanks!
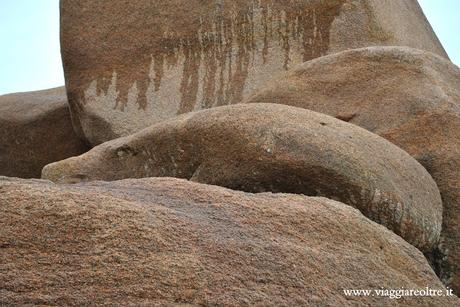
245;46;460;293
0;87;88;178
61;0;448;145
1;176;458;306
42;104;442;252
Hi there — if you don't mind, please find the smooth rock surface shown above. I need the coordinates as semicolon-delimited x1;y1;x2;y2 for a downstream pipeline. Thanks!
0;87;88;178
1;177;457;306
42;103;442;252
61;0;448;145
245;46;460;293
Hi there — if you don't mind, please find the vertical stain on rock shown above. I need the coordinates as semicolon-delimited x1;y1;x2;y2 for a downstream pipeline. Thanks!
179;38;202;114
81;0;345;112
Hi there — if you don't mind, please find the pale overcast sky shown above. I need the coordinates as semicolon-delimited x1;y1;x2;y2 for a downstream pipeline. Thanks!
0;0;458;95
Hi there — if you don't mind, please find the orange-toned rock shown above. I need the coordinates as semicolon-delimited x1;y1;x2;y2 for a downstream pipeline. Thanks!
42;104;442;252
0;87;88;178
61;0;447;145
245;46;460;293
1;177;458;306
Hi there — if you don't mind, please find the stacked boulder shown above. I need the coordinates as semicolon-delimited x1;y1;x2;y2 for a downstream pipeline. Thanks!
42;103;443;253
245;46;460;293
60;0;447;145
1;177;457;306
0;87;88;178
1;0;459;305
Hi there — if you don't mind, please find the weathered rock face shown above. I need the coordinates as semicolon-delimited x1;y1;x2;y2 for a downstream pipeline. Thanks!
1;177;457;306
42;103;442;252
0;87;88;178
245;46;460;294
61;0;448;145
